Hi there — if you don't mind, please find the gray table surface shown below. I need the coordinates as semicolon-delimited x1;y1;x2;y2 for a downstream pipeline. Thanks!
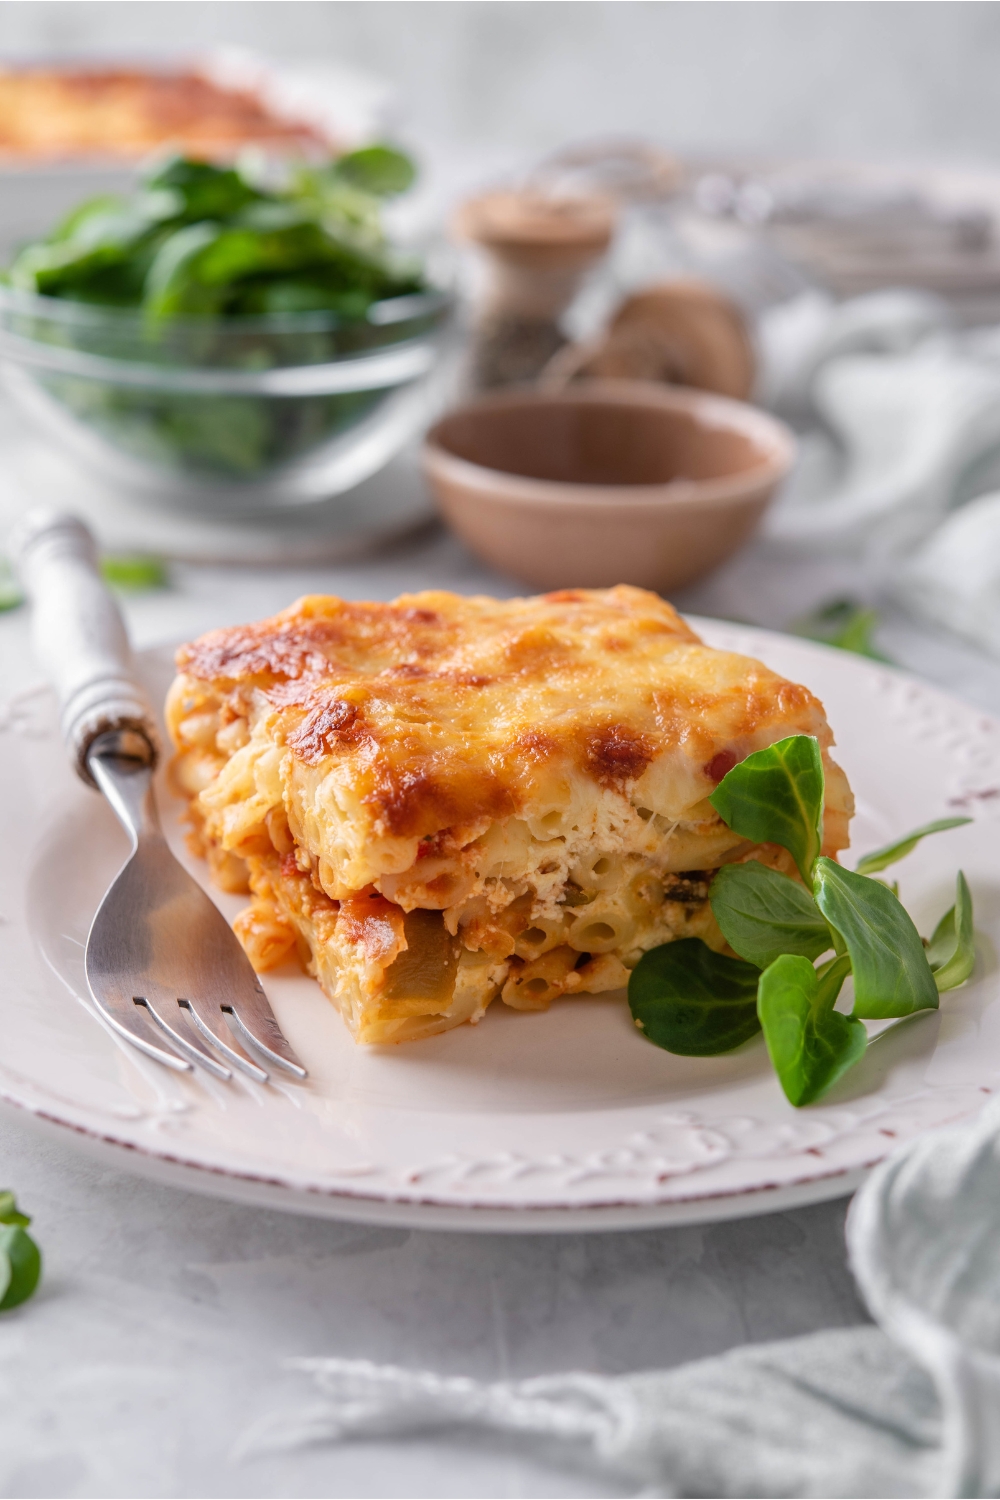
1;501;996;1499
4;4;1000;1489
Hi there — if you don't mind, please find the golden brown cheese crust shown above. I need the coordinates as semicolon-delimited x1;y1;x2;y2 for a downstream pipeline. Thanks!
175;584;832;845
168;586;854;1044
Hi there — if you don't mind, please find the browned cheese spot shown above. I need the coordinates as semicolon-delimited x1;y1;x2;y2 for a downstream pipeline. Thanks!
369;764;518;840
516;729;561;762
177;618;343;683
287;698;366;764
582;723;655;788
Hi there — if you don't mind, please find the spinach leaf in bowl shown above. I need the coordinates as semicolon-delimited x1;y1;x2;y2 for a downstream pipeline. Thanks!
0;150;437;484
5;149;424;322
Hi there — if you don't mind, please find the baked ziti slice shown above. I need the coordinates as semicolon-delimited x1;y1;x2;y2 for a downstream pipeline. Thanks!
166;586;853;1044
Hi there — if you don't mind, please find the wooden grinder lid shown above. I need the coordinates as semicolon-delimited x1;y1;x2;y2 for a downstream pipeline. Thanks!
453;190;616;270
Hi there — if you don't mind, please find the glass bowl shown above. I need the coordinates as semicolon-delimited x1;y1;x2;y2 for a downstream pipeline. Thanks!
0;284;454;517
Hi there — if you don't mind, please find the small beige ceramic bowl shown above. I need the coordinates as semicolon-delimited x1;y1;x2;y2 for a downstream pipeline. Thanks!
422;381;795;593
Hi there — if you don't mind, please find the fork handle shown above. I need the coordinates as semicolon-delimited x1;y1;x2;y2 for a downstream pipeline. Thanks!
11;510;159;786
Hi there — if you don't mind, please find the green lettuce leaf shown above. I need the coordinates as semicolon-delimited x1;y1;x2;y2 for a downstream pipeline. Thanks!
0;1193;41;1311
710;861;832;969
628;938;761;1056
791;599;891;662
855;817;972;875
757;953;866;1106
812;858;939;1019
927;871;976;992
710;734;825;882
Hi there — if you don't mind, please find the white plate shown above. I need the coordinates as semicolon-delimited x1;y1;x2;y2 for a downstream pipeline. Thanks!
3;620;1000;1232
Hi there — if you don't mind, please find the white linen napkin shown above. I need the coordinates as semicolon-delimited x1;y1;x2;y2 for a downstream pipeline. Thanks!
894;490;1000;657
751;288;1000;659
755;291;1000;559
766;350;1000;560
237;1099;1000;1498
238;1330;939;1497
755;287;951;418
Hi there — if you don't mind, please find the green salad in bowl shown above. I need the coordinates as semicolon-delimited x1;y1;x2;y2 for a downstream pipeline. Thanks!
0;149;452;509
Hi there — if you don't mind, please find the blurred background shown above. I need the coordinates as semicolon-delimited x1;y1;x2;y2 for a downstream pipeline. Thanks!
4;1;1000;166
6;1;1000;706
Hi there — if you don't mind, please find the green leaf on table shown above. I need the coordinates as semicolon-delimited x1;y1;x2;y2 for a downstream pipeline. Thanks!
710;734;825;883
710;861;833;969
855;817;973;875
791;599;891;663
100;555;167;591
757;952;867;1106
813;858;939;1019
0;1193;41;1311
333;145;417;197
0;559;23;612
927;871;976;992
628;938;762;1056
0;1192;31;1229
0;1225;41;1311
0;1191;30;1228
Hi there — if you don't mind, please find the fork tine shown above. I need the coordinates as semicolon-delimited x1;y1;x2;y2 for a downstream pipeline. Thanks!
180;999;269;1084
138;997;232;1081
89;991;193;1073
226;990;307;1079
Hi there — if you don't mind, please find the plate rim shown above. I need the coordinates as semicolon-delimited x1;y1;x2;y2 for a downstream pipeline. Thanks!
3;617;998;1230
0;1090;866;1231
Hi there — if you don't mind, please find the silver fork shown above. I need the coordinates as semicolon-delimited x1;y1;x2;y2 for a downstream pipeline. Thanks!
13;510;306;1084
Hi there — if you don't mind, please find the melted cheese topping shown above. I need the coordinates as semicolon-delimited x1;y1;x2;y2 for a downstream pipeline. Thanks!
167;585;854;1044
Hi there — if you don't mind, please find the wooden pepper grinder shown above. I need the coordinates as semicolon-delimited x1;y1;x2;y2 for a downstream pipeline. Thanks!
541;277;757;401
453;189;617;390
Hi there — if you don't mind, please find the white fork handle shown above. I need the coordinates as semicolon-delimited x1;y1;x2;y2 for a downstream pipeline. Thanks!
11;509;160;786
